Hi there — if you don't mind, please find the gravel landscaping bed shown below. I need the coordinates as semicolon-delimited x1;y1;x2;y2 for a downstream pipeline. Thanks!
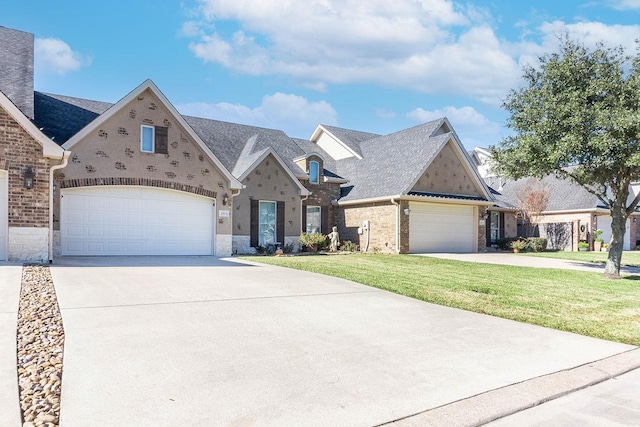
16;265;65;427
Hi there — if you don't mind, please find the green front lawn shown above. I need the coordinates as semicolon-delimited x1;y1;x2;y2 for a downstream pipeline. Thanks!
242;254;640;346
522;251;640;268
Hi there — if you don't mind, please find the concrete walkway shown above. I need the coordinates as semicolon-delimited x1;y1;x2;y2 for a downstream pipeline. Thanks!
419;252;640;274
488;362;640;426
49;256;636;426
0;263;23;427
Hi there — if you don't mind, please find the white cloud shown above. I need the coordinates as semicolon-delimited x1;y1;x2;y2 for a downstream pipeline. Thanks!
34;38;91;75
539;21;640;53
186;1;640;105
178;93;337;138
407;105;502;147
607;0;640;10
187;0;521;102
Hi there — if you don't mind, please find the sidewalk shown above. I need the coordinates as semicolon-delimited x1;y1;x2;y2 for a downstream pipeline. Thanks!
386;348;640;426
0;264;23;427
419;252;640;274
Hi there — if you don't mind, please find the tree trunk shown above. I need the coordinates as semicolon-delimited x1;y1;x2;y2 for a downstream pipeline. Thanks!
604;207;627;279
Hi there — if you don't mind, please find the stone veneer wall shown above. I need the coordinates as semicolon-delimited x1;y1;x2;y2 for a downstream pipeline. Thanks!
0;106;54;261
336;202;397;253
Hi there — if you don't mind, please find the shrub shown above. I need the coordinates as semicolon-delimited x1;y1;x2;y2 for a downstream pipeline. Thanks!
340;240;359;252
299;233;328;249
496;238;518;250
510;239;528;251
526;237;547;252
593;229;604;243
578;241;589;249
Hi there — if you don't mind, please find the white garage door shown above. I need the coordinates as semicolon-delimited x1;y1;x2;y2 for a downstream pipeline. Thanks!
409;202;475;253
597;216;631;251
61;186;214;256
0;170;7;260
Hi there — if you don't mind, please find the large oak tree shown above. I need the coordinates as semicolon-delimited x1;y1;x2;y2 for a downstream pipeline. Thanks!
491;37;640;278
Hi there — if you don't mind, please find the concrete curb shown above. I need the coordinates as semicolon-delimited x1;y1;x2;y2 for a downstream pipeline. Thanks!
381;347;640;427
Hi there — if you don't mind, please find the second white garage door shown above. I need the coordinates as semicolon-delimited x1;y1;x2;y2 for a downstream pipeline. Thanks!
61;186;215;256
409;202;475;253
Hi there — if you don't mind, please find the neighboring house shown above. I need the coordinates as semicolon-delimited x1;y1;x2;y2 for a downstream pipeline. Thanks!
471;147;640;251
0;85;65;262
313;120;496;253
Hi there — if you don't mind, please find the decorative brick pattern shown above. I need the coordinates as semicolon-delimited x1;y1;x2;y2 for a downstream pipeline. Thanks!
59;177;217;198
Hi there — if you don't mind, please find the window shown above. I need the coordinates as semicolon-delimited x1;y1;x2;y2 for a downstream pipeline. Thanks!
140;125;168;154
259;201;276;246
141;125;154;152
306;206;321;234
309;161;319;184
490;211;500;243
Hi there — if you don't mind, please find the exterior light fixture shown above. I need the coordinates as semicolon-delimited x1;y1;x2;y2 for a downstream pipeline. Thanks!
24;167;34;189
222;193;229;206
403;208;411;216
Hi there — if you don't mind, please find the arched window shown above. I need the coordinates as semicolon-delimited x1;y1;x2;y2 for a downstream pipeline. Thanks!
309;161;319;184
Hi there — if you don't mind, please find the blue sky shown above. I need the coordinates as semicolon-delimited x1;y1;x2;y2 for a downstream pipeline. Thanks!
4;0;640;148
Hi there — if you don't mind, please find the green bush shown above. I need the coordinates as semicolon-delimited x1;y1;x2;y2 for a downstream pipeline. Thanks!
526;237;548;252
578;241;589;249
340;240;359;252
510;239;528;250
495;238;518;250
299;233;328;249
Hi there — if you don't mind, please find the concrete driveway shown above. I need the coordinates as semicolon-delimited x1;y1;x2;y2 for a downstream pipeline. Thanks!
49;256;635;426
0;263;22;427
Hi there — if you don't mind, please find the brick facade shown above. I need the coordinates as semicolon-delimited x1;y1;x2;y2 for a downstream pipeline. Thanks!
0;104;59;261
55;88;234;237
336;202;398;253
300;154;342;234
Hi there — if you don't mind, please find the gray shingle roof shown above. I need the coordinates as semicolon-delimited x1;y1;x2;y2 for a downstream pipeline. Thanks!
34;92;112;144
484;175;601;212
334;119;460;202
291;137;345;180
0;27;34;119
319;124;380;158
183;116;307;176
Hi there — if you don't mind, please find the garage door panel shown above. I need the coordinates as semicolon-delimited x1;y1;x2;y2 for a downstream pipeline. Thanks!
409;202;475;253
62;186;214;256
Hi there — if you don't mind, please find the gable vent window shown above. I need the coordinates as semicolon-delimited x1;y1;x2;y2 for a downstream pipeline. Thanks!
141;125;168;154
309;160;320;184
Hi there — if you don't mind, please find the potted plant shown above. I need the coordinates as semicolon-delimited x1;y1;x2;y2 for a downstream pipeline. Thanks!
510;239;527;254
299;232;328;252
593;229;604;252
602;243;609;252
578;241;589;251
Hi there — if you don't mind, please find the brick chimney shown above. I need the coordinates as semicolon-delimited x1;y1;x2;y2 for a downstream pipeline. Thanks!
0;27;34;119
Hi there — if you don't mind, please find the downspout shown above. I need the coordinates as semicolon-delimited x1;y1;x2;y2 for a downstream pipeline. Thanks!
391;198;401;254
227;186;243;255
49;151;69;263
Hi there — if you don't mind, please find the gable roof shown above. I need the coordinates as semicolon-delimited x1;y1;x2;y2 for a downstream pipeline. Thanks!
0;89;63;159
61;79;242;189
34;92;111;144
335;118;494;204
485;174;604;212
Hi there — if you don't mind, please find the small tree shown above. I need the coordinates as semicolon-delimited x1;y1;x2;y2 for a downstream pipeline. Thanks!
515;179;549;238
491;37;640;279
